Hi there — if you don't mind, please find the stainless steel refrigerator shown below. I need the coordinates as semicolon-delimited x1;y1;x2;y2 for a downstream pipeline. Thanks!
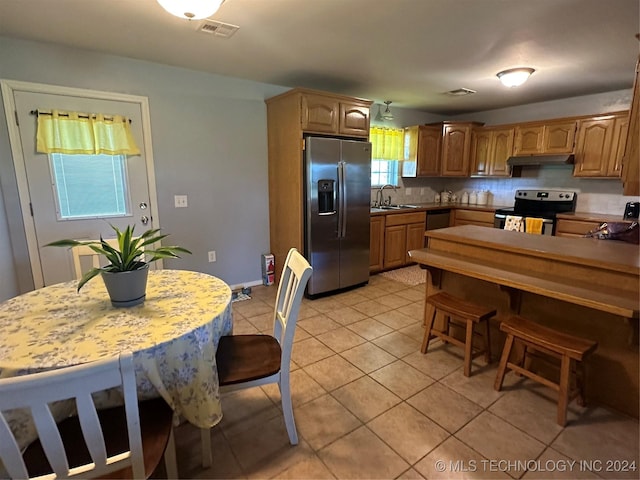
304;136;371;296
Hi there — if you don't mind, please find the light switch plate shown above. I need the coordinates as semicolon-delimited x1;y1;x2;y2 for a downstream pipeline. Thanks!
405;188;412;195
174;195;188;208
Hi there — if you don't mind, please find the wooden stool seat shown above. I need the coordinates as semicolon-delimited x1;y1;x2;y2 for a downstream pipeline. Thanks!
494;316;598;426
421;291;496;377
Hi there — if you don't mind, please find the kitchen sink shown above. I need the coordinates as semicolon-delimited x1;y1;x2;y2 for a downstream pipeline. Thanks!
378;204;419;210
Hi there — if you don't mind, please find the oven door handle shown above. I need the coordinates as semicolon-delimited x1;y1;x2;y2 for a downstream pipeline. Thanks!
494;213;507;219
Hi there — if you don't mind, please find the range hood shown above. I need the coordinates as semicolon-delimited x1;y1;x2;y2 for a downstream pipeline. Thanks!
507;154;574;167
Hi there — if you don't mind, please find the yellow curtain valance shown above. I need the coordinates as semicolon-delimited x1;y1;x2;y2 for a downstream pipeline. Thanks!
370;126;404;161
36;110;140;155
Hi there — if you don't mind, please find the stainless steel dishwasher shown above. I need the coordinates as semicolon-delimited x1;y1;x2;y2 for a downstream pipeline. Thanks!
426;209;451;230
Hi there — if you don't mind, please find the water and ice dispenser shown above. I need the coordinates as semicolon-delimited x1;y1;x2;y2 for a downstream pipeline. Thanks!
318;180;336;215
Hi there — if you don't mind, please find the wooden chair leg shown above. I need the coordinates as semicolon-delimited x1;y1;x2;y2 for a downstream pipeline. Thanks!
576;363;587;407
494;334;514;390
483;319;491;364
421;308;437;354
557;356;571;426
463;319;474;377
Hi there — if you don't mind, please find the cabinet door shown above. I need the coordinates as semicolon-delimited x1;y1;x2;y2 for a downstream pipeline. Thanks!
405;222;426;263
417;126;442;176
573;118;615;177
339;102;370;137
301;94;339;133
383;225;407;269
471;130;491;176
609;114;629;177
514;125;543;154
543;121;576;153
441;124;471;176
370;216;385;272
489;128;514;176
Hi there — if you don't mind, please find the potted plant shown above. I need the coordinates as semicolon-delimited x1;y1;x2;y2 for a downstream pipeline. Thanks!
46;224;191;307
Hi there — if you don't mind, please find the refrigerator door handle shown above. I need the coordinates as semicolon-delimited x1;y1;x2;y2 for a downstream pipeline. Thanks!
337;162;346;238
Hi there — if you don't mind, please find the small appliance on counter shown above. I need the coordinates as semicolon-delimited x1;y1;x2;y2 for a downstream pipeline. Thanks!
623;201;640;220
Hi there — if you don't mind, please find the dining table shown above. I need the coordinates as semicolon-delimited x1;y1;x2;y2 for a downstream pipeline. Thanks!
0;268;233;449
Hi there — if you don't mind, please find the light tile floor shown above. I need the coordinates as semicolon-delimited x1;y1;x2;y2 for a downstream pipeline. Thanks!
168;273;639;480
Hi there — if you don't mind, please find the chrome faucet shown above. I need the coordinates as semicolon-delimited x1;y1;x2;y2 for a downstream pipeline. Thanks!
375;184;397;207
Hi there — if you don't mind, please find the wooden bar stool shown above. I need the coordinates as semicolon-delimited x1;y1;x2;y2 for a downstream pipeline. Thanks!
494;316;598;426
422;291;496;377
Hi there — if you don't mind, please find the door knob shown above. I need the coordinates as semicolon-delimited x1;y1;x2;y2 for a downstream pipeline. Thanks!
141;215;149;225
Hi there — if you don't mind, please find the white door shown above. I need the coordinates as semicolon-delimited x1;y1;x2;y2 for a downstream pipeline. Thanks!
9;86;159;287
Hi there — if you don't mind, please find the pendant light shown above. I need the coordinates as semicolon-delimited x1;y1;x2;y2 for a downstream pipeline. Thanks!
381;101;394;121
157;0;225;20
497;68;535;87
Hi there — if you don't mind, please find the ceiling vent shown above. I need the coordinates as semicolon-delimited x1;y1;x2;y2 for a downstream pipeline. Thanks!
445;88;476;96
196;19;239;38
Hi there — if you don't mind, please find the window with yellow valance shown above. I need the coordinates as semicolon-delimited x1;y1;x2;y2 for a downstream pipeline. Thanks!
36;110;140;155
370;126;404;161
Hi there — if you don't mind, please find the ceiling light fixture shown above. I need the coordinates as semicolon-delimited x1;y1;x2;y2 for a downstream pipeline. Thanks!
497;67;535;87
381;101;394;121
157;0;225;20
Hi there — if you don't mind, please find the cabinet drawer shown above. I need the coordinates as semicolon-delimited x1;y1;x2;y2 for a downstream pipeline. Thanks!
454;209;494;225
385;211;427;226
555;219;602;237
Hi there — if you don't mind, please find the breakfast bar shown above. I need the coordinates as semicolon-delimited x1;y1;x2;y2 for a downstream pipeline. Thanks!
409;225;640;417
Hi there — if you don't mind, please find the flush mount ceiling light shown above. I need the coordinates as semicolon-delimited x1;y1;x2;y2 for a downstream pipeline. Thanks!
497;67;535;87
157;0;225;20
381;101;394;121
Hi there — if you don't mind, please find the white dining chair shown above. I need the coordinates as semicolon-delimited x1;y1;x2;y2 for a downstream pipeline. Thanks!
0;352;178;479
72;238;122;279
200;248;312;467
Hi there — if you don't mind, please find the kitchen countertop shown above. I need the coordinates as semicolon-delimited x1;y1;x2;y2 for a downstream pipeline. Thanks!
370;203;509;215
557;211;637;223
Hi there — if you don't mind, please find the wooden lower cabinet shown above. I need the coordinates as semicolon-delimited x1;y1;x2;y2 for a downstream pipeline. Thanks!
383;225;407;269
370;216;385;272
373;211;427;270
555;219;601;238
451;209;495;228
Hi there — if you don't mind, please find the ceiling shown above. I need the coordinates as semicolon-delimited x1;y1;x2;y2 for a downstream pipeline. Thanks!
0;0;638;115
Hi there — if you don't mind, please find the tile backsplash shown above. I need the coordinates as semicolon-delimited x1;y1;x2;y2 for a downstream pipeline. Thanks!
372;165;639;215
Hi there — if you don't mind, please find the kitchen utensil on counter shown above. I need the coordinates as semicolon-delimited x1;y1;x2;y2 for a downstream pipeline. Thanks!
461;191;469;204
623;201;639;219
477;190;489;205
469;191;478;205
441;190;450;203
434;193;441;203
451;193;458;203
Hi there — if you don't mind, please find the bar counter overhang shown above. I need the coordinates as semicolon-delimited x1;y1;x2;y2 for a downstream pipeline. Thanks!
409;225;639;418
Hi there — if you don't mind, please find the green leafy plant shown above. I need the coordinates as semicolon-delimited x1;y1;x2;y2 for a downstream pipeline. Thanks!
46;224;192;292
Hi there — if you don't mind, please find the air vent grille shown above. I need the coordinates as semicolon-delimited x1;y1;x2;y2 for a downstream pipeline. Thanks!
196;19;239;38
446;88;476;96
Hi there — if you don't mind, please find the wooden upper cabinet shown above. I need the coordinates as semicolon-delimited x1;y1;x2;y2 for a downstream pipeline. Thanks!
514;120;576;155
300;91;370;137
301;93;339;133
441;123;474;176
471;127;514;177
340;102;370;136
573;112;628;177
418;126;442;176
403;125;441;176
621;55;640;196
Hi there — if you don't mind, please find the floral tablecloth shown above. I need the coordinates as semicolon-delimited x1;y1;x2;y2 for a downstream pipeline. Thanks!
0;269;232;448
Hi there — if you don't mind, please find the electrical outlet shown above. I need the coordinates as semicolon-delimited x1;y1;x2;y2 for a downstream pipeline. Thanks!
420;188;426;195
174;195;188;208
208;251;216;262
405;188;412;195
